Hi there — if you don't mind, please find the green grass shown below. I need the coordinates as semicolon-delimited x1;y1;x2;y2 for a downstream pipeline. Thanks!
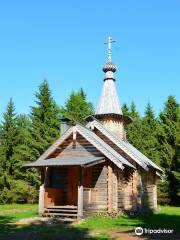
0;203;37;210
0;204;179;240
0;203;38;220
80;206;180;230
0;204;109;239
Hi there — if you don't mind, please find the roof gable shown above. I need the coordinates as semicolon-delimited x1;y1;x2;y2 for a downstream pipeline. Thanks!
38;124;134;170
47;132;103;159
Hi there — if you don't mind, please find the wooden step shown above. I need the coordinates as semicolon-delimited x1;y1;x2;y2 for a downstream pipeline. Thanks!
44;205;78;219
45;208;77;213
44;212;77;217
46;205;77;209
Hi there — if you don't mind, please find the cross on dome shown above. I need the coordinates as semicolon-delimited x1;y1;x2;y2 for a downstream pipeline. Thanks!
103;36;117;73
104;36;116;62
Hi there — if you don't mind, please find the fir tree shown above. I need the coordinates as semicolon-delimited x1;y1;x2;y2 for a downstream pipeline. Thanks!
61;88;94;124
12;114;39;186
145;102;155;124
157;95;180;205
0;99;20;203
129;101;140;119
126;102;143;150
30;80;61;159
0;99;17;181
122;103;129;115
12;80;61;192
141;102;160;164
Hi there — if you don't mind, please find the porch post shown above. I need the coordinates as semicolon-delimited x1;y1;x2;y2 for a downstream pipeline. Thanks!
77;166;84;219
39;184;45;216
39;167;46;216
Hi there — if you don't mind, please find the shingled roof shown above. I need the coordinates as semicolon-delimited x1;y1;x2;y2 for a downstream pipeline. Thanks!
86;118;163;173
23;156;105;168
29;123;135;170
95;78;122;115
23;119;163;174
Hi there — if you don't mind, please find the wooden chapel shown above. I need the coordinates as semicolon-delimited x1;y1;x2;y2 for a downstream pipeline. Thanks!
24;37;162;219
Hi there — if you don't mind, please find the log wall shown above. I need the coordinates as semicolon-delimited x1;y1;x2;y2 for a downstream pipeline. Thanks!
83;162;108;213
141;169;157;211
83;161;120;215
116;167;157;212
117;168;137;211
94;128;157;212
100;118;125;140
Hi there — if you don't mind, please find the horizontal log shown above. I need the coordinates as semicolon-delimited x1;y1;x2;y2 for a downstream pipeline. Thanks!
92;182;107;186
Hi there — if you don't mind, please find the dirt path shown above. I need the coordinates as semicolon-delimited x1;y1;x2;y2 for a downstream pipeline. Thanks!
108;229;180;240
2;218;179;240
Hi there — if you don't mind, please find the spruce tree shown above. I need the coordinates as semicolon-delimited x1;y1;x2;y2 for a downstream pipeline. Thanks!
125;102;159;164
141;102;160;164
14;80;61;192
61;88;94;124
122;103;129;116
157;95;180;205
30;80;61;159
12;114;39;185
126;102;143;150
0;99;20;203
0;99;17;182
129;101;140;119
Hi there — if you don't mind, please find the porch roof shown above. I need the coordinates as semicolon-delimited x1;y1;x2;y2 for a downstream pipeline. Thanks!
23;156;105;168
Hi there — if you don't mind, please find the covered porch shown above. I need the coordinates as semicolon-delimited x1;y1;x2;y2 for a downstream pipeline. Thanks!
25;156;106;219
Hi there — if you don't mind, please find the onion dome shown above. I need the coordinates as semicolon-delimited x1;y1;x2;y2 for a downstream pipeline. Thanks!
103;61;117;73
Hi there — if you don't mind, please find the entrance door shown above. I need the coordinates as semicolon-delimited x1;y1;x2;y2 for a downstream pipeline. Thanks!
67;166;79;205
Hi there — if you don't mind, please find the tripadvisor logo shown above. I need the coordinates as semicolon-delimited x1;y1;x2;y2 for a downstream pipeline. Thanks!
135;227;143;236
135;227;174;235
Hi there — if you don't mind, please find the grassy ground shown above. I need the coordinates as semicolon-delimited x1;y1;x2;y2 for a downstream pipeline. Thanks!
80;206;180;230
0;204;179;240
0;204;37;220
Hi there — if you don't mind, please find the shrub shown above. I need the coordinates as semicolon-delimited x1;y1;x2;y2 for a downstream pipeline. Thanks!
0;180;38;204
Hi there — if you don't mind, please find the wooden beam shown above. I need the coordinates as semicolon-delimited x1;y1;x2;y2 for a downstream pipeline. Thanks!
73;128;77;141
39;184;45;216
107;163;113;214
84;159;105;168
77;167;84;219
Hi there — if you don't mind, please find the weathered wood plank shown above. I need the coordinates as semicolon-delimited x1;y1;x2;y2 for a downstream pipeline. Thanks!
77;167;83;219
